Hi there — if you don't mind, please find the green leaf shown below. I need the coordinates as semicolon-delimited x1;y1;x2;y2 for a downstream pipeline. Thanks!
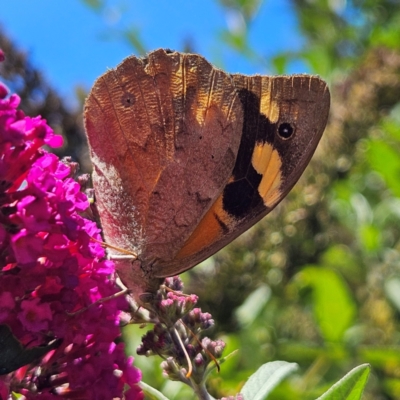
240;361;298;400
383;377;400;398
385;277;400;312
139;381;170;400
271;54;289;74
370;14;400;49
316;364;370;400
219;29;248;53
359;347;400;369
301;45;334;76
235;284;271;327
298;267;356;342
359;223;381;252
320;245;363;284
366;139;400;198
381;117;400;143
124;27;147;56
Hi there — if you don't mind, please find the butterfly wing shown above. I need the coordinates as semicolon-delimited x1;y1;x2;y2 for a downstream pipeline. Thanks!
84;49;243;291
157;74;330;276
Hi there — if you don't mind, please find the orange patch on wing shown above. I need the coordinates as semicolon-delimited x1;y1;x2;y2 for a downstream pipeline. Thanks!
176;195;230;260
251;143;283;207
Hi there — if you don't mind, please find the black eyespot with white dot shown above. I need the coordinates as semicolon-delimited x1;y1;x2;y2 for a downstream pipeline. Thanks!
278;122;295;139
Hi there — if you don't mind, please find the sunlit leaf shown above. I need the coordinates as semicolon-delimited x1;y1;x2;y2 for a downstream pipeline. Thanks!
240;361;298;400
316;364;370;400
124;27;147;56
370;14;400;49
359;223;381;252
383;377;400;398
235;284;271;327
359;347;400;369
320;245;363;283
271;54;289;74
385;277;400;312
301;46;334;76
366;139;400;198
220;29;248;52
297;267;357;342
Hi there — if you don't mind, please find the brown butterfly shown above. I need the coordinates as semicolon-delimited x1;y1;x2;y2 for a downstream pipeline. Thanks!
84;49;330;303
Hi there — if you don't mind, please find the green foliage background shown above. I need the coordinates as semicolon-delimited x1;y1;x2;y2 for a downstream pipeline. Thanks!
3;1;400;398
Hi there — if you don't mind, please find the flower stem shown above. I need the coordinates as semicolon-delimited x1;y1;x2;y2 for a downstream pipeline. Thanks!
191;381;214;400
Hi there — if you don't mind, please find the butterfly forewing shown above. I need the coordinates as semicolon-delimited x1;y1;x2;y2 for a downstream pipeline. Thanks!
142;51;243;264
85;49;243;279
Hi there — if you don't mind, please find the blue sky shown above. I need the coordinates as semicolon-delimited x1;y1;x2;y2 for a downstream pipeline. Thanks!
1;0;304;108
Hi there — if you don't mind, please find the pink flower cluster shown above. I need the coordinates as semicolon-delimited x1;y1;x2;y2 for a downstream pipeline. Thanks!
0;52;143;399
137;277;225;387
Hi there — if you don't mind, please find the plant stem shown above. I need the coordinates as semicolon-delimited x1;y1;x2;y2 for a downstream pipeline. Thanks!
191;381;215;400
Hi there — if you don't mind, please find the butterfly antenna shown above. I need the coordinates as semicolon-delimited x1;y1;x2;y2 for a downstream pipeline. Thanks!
163;285;191;297
90;237;138;259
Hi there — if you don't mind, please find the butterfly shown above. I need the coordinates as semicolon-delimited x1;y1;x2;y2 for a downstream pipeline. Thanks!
84;49;330;303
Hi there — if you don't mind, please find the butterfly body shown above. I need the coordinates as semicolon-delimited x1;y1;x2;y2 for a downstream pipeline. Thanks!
84;49;330;302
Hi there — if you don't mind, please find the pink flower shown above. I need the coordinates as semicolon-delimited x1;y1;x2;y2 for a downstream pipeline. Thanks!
0;82;7;98
137;277;222;387
0;54;143;399
18;298;53;332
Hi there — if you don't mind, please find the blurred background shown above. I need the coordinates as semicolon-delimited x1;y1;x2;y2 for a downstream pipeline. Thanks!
1;1;400;399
